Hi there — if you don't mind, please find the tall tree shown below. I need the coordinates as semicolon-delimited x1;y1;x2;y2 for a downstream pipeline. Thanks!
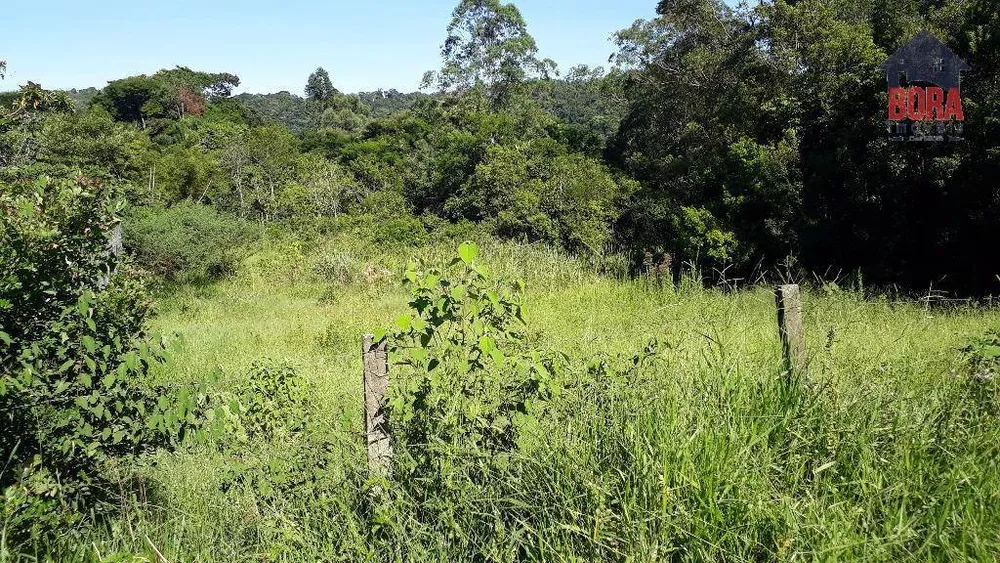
422;0;555;108
611;0;1000;293
305;67;338;103
610;0;798;270
93;67;240;128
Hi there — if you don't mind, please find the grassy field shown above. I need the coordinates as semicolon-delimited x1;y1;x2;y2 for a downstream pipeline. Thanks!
37;234;1000;562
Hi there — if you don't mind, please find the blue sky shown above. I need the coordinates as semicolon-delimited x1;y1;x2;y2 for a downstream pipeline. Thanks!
1;0;657;95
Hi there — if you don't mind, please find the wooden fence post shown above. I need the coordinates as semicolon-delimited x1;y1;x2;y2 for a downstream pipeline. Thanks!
775;284;806;376
362;334;392;477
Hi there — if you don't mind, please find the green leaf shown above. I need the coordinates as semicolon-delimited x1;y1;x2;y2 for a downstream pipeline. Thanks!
76;296;89;316
395;315;412;331
81;336;97;354
458;241;478;264
489;348;505;366
0;331;11;345
478;335;496;353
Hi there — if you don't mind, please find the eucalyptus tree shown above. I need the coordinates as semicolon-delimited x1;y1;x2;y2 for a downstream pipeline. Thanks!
305;67;338;103
422;0;556;109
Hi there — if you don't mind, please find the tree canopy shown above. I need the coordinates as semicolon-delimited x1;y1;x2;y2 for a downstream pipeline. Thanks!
422;0;556;108
2;0;998;292
305;67;338;102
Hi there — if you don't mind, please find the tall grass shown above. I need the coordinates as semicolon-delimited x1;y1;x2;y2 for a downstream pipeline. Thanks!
13;233;999;562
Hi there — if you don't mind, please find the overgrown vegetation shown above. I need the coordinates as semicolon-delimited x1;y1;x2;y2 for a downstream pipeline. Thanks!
3;0;1000;559
5;0;997;291
124;203;261;282
6;236;990;561
0;176;219;550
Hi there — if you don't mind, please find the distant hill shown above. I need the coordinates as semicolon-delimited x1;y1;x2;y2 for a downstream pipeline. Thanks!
235;89;432;133
66;87;99;109
16;81;613;141
357;89;432;118
235;91;319;133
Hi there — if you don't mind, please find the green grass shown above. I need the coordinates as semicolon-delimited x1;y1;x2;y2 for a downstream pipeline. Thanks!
21;234;1000;562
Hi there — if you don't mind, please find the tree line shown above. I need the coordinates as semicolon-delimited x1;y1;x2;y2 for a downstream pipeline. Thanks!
3;0;1000;293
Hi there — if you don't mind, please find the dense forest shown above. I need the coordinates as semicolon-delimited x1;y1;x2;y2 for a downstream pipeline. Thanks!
3;0;998;292
3;0;1000;559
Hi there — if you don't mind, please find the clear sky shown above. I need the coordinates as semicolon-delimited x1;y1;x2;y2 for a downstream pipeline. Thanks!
1;0;658;95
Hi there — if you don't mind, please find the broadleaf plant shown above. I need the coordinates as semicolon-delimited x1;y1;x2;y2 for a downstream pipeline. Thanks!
382;241;562;536
0;175;217;547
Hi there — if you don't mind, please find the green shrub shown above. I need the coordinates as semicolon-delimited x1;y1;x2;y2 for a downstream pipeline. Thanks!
237;362;310;441
339;211;428;248
370;215;427;247
960;329;1000;378
375;242;561;554
124;202;261;282
452;143;633;254
0;176;216;549
420;214;484;244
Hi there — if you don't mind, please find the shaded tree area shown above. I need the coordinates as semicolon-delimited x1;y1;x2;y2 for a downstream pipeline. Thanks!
610;0;1000;293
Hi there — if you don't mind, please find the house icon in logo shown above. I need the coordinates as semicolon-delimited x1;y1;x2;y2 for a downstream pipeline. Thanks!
882;31;969;89
882;31;969;140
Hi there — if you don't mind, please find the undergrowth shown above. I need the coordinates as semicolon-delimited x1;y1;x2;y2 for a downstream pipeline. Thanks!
9;237;1000;562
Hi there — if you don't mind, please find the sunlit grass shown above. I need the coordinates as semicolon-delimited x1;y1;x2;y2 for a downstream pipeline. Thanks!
57;233;1000;562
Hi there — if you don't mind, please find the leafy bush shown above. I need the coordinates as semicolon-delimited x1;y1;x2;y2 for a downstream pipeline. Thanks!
378;242;560;550
237;362;310;441
370;215;428;247
0;176;214;547
960;329;1000;378
124;202;261;282
455;143;634;254
275;154;362;221
331;192;429;248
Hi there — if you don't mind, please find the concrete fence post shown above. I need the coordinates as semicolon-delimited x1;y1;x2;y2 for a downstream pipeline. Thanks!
775;284;806;376
362;334;392;477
